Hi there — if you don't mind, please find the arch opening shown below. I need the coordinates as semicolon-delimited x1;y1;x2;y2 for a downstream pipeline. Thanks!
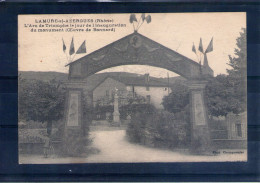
64;32;212;155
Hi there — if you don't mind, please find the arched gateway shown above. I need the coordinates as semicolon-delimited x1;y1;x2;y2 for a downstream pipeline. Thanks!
64;31;214;154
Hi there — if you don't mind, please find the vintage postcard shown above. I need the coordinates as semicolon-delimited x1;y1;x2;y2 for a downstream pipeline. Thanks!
18;13;247;164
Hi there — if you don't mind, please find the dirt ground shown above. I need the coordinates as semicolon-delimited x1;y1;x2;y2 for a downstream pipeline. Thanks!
19;129;247;164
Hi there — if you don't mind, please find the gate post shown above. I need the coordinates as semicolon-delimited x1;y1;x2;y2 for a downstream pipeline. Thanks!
188;80;212;154
62;81;87;156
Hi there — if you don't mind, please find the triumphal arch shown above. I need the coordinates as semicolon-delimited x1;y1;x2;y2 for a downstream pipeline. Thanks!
64;31;214;154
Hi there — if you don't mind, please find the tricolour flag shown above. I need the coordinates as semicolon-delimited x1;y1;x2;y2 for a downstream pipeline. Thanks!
62;38;66;53
192;43;196;53
69;37;75;55
141;13;146;21
130;14;137;23
145;15;151;23
198;38;204;53
205;37;213;53
76;40;87;54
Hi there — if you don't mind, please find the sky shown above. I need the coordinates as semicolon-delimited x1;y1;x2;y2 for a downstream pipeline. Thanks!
18;13;246;78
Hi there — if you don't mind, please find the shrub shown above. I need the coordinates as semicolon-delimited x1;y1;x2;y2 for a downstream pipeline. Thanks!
126;104;156;143
126;106;191;150
18;78;65;123
162;81;189;114
120;103;156;119
61;129;92;157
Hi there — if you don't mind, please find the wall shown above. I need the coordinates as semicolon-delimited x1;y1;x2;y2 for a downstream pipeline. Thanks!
93;78;171;109
208;112;247;149
93;78;127;106
226;112;247;140
129;86;171;109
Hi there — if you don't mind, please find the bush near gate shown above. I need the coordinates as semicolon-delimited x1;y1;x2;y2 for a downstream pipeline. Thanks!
126;104;191;150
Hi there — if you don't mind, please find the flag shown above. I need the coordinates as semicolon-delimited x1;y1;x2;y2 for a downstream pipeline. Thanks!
192;42;196;53
198;38;204;53
76;40;87;54
205;37;213;53
141;13;146;21
69;37;75;55
62;38;66;53
145;15;151;23
130;14;137;23
203;53;209;67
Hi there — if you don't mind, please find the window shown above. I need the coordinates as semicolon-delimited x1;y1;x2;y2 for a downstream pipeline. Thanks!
236;124;242;137
105;90;109;97
111;91;115;100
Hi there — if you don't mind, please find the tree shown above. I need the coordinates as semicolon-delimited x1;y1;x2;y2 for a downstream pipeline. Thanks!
207;28;246;116
226;28;247;114
227;28;247;79
162;81;189;114
205;74;244;116
163;28;247;117
19;78;66;129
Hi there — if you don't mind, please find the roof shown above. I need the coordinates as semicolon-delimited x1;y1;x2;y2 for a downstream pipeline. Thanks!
109;75;169;87
91;74;170;91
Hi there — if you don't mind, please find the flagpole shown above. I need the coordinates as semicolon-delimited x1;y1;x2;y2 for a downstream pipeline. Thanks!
133;21;135;31
69;54;72;63
197;50;202;75
65;52;69;63
136;15;142;31
71;53;76;63
137;21;144;31
192;42;200;63
195;52;200;63
199;52;204;75
198;37;204;64
137;14;145;31
199;52;202;65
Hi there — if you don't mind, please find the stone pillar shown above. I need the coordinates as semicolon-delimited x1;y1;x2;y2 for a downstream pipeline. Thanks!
188;80;212;154
62;81;86;156
113;88;120;126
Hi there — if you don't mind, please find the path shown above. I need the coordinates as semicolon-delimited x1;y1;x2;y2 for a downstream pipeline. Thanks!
86;130;247;163
19;129;247;164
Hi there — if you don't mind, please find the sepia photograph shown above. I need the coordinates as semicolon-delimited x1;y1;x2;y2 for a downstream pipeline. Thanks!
18;13;247;164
